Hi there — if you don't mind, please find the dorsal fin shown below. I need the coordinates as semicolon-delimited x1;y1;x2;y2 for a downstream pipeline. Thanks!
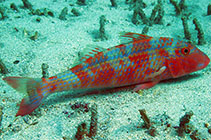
78;44;106;61
72;44;106;67
119;32;152;44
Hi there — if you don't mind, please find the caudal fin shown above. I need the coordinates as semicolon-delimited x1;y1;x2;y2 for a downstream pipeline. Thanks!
3;77;45;116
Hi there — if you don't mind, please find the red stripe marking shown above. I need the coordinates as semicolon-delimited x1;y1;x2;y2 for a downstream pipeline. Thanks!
84;57;93;65
49;85;57;93
157;44;161;48
92;50;99;52
96;52;103;62
90;63;115;88
115;44;126;48
42;78;47;83
175;49;180;56
71;64;84;73
128;53;148;62
119;60;124;65
115;44;127;56
49;76;57;80
158;49;169;57
72;70;92;88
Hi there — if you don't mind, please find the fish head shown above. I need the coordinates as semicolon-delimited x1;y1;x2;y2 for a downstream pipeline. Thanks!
166;40;210;78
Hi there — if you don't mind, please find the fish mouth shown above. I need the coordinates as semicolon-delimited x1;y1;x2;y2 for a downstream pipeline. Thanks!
197;54;210;70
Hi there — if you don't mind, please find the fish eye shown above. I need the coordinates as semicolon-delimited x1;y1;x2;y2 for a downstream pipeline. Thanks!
181;48;190;55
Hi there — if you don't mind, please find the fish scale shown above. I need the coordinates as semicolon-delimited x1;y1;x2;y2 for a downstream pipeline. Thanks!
46;38;166;90
3;32;210;116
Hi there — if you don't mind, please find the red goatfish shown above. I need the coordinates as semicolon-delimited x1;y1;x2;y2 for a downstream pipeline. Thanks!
3;32;210;116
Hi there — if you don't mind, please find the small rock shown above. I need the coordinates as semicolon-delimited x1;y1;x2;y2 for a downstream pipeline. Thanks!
59;7;68;20
208;126;211;134
13;60;20;64
12;125;21;132
208;3;211;15
71;8;81;16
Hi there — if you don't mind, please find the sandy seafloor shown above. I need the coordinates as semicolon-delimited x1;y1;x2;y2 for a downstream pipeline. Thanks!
0;0;211;139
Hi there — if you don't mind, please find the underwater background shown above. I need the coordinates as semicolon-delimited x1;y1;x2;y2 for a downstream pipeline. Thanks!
0;0;211;139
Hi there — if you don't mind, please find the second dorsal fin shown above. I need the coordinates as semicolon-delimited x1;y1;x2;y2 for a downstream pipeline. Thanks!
78;44;106;61
119;32;152;44
72;44;106;67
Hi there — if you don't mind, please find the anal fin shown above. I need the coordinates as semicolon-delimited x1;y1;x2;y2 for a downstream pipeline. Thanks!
133;81;159;91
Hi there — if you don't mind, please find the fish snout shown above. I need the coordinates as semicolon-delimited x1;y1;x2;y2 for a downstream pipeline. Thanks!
202;54;210;68
196;53;210;70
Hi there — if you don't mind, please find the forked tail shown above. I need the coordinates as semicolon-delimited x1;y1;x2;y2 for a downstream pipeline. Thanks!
3;77;46;116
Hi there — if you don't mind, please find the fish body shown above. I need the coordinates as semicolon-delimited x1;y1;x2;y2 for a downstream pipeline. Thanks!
3;32;210;116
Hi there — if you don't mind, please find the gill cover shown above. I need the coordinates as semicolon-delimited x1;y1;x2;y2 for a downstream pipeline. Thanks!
167;58;185;78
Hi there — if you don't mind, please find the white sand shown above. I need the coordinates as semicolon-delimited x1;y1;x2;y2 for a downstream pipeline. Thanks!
0;0;210;139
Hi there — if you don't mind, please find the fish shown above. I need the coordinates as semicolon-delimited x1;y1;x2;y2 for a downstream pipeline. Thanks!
3;32;210;116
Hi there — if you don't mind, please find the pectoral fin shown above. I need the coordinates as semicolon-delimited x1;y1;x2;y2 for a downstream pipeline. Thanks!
133;66;166;91
147;66;166;79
